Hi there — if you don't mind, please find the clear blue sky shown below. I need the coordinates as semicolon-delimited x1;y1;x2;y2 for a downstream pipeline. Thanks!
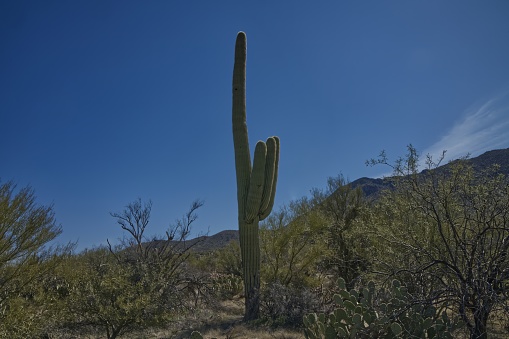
2;1;509;251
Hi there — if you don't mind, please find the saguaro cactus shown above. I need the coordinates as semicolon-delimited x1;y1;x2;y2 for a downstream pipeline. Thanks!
232;31;280;321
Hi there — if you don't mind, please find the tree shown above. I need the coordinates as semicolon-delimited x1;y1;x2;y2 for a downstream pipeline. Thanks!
369;146;509;339
0;180;70;335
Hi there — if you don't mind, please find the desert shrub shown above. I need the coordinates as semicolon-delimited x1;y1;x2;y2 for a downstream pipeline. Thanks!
0;273;64;338
209;272;243;300
189;240;242;276
53;248;177;338
260;198;326;288
261;281;321;326
215;240;242;277
311;175;371;290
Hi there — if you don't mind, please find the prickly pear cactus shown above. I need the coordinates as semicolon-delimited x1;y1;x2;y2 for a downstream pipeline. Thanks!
232;31;280;320
303;278;457;338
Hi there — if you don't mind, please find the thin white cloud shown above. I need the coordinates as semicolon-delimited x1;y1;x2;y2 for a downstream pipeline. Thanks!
423;89;509;163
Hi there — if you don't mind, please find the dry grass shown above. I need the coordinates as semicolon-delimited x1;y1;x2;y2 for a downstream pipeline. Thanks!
486;310;509;339
121;298;305;339
54;298;509;338
120;301;509;339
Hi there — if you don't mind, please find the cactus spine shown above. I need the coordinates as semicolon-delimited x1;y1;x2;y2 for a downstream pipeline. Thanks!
232;31;280;321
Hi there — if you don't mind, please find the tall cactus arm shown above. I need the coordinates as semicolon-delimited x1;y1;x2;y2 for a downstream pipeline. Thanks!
232;32;251;215
259;136;279;220
245;141;268;223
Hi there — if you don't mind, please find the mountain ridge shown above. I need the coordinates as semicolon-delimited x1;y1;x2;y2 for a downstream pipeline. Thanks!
351;147;509;198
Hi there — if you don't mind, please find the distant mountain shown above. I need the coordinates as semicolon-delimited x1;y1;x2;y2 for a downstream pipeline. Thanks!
462;148;509;174
144;229;239;254
178;229;239;253
350;148;509;198
350;176;394;199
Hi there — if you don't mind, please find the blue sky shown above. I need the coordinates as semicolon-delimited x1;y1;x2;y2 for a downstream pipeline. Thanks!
1;1;509;251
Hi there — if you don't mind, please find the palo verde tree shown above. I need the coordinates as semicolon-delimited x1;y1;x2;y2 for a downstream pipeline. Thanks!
232;31;280;320
369;146;509;339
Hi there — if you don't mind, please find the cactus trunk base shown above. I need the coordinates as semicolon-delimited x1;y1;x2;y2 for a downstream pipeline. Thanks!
239;220;261;320
244;284;260;321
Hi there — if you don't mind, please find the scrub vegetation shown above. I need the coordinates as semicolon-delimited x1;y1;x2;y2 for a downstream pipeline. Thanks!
1;147;509;338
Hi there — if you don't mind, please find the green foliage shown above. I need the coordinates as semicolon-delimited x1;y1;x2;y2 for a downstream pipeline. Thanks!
311;175;370;289
215;240;243;278
232;31;280;320
191;240;242;279
0;258;70;338
303;278;457;338
208;273;243;299
187;241;243;301
0;181;67;295
0;180;72;337
260;197;326;288
56;248;180;339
